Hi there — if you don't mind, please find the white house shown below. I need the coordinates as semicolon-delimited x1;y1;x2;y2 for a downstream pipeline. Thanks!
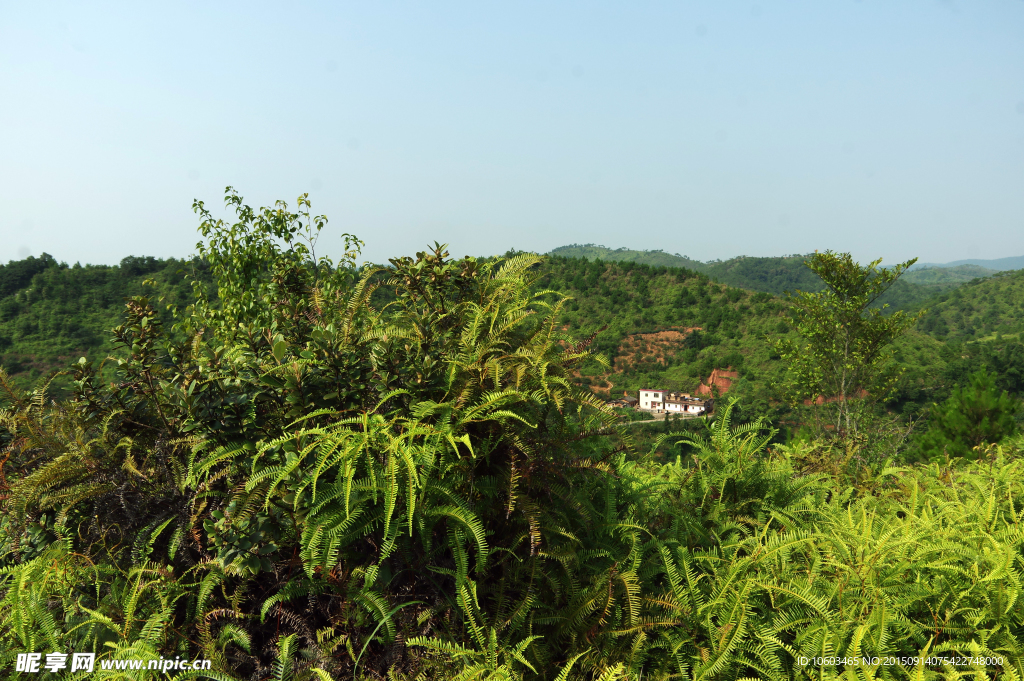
637;389;712;415
638;389;665;410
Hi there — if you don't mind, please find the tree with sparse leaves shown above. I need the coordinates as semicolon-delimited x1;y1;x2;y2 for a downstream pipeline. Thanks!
772;250;921;436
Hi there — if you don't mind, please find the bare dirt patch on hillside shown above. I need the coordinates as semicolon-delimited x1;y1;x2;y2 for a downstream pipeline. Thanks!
577;327;703;398
613;328;702;372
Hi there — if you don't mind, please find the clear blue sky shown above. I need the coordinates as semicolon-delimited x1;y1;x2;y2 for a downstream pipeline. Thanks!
2;1;1023;267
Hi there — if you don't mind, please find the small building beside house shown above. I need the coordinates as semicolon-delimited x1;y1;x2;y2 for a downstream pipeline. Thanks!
638;388;712;415
607;393;639;409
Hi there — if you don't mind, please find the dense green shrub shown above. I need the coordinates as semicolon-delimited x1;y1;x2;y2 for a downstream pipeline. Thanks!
0;191;635;679
913;371;1020;462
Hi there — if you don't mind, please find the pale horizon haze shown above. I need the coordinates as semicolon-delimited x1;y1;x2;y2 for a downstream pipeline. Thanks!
2;1;1023;267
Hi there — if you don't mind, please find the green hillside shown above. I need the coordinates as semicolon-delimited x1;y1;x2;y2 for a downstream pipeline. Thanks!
548;244;817;293
917;269;1024;342
548;244;937;310
538;255;803;418
0;254;207;387
535;255;1004;422
902;263;996;287
701;255;823;293
885;270;1024;415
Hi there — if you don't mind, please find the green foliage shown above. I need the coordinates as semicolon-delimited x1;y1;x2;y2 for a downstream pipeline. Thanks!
947;339;1024;395
0;540;215;679
916;269;1024;342
548;244;939;310
0;253;207;392
914;371;1020;462
7;198;1024;680
772;251;921;436
902;263;996;287
0;253;62;298
0;190;640;679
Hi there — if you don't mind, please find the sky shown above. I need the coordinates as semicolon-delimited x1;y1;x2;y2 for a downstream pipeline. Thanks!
2;1;1023;268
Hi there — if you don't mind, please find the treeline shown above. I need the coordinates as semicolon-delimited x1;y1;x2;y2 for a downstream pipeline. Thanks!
548;243;977;305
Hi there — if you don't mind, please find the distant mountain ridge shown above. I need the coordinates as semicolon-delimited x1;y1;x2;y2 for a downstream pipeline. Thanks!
546;245;706;271
550;244;1018;276
912;256;1024;271
547;245;822;294
547;244;992;307
903;264;998;286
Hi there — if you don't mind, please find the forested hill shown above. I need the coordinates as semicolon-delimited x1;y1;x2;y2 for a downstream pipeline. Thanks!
548;245;819;293
548;244;980;308
0;251;804;416
0;254;206;384
4;250;1022;419
536;255;795;415
886;268;1024;412
917;268;1024;342
537;253;1024;416
546;245;707;271
552;244;1002;282
904;263;997;285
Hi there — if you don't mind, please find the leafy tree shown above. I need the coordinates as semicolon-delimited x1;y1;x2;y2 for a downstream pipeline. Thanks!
914;370;1020;461
772;251;920;436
